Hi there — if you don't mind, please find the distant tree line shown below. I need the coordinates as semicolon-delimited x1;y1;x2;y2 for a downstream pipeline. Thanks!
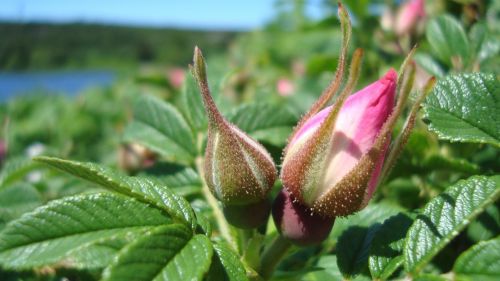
0;23;238;70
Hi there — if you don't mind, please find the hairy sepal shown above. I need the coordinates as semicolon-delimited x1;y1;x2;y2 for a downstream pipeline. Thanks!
193;47;278;205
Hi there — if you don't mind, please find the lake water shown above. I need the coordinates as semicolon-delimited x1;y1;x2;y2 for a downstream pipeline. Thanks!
0;70;116;102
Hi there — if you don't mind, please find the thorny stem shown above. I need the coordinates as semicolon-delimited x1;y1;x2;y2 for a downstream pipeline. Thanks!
195;132;236;250
259;235;292;280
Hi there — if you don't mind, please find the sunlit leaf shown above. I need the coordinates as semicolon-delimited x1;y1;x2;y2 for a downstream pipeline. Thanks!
123;95;197;164
404;176;500;273
0;193;171;269
102;224;213;281
424;73;500;147
35;156;196;229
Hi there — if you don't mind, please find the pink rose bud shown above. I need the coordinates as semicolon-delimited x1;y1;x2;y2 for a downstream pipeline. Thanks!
192;47;277;213
277;78;295;97
281;69;397;218
273;4;432;243
167;68;186;89
272;189;334;246
0;140;6;166
395;0;426;35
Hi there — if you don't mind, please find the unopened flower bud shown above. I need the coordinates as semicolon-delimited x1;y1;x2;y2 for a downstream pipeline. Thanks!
167;68;185;89
274;5;431;240
277;78;295;97
281;69;397;218
0;140;6;166
395;0;426;35
272;189;334;246
192;47;278;210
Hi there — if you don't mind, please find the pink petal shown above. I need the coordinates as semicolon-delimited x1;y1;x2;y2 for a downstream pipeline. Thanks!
288;69;397;199
395;0;426;35
277;78;295;97
272;189;334;246
321;69;396;191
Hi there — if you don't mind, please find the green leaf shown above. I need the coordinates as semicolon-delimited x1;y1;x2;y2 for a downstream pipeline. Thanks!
0;183;43;230
421;155;480;175
369;213;414;280
207;242;248;281
102;224;213;281
0;193;171;269
343;0;370;20
469;22;488;57
35;156;197;229
329;202;403;242
426;15;470;66
0;157;39;190
69;232;143;269
467;205;500;242
413;274;449;281
141;162;202;198
179;72;208;133
453;237;500;281
228;103;298;147
404;176;500;273
424;73;500;147
469;22;500;64
337;225;380;278
303;255;343;281
195;209;212;236
122;94;197;164
414;53;445;78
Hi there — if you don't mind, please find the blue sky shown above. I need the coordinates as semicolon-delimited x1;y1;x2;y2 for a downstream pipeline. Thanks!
0;0;324;30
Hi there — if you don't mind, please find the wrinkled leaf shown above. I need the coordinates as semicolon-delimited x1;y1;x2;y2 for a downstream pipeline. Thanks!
329;202;403;242
466;205;500;242
453;237;500;281
69;232;143;269
0;193;171;269
0;183;43;228
404;176;500;273
228;103;298;147
337;224;380;278
122;95;197;164
0;157;39;190
207;242;248;281
424;73;500;147
34;157;196;229
102;224;213;281
141;162;202;198
369;213;414;279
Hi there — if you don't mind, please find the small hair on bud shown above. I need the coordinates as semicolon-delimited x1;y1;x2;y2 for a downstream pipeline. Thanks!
192;46;278;207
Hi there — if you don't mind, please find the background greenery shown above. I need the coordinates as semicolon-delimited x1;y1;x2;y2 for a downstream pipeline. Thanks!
0;0;499;280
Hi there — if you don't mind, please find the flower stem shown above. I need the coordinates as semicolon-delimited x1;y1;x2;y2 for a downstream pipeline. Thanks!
238;228;254;253
259;235;292;280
